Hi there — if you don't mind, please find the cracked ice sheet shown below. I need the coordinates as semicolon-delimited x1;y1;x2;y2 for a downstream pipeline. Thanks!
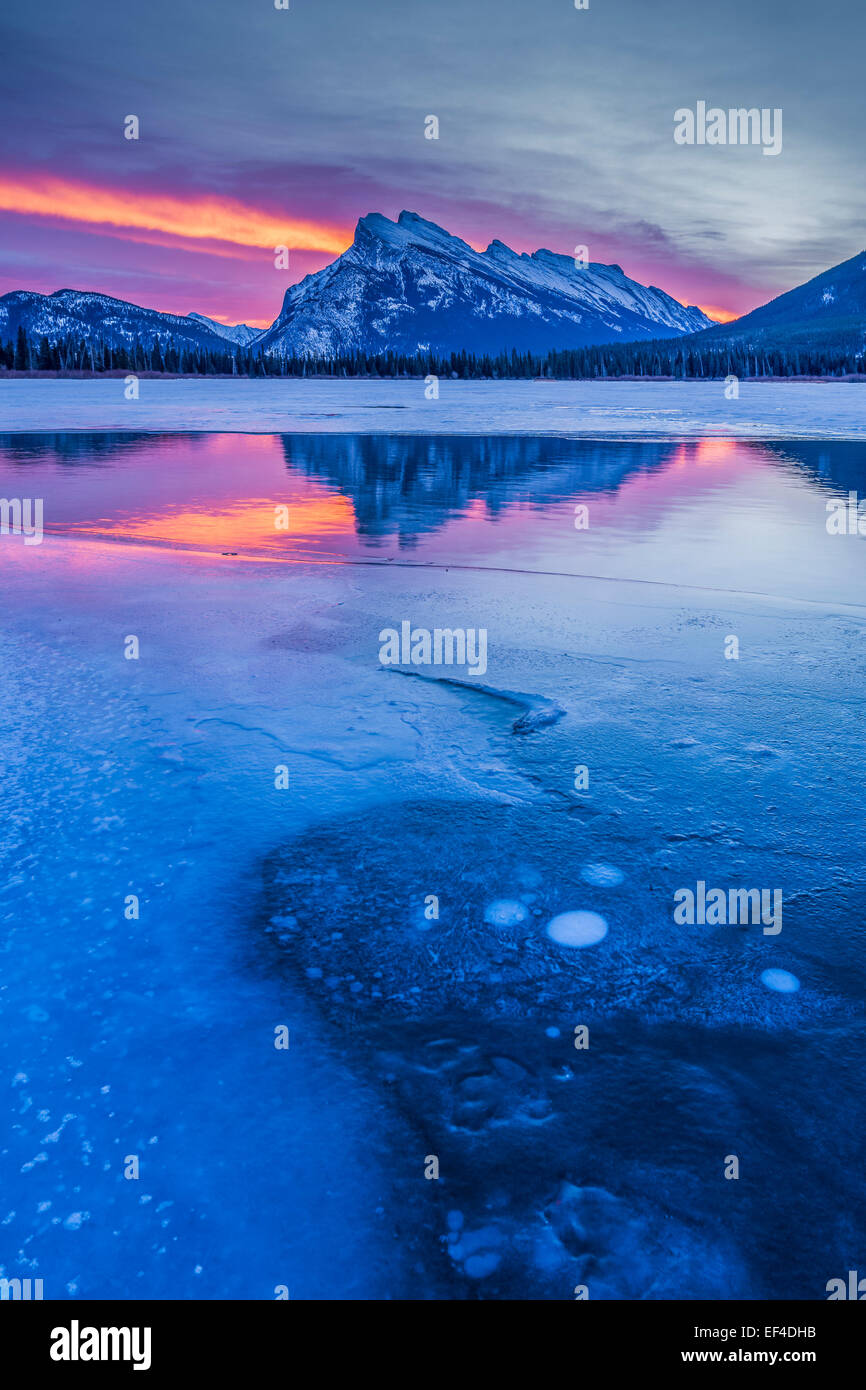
2;432;866;1298
1;378;865;438
298;557;866;1027
4;538;865;1041
0;540;456;1300
257;558;866;1298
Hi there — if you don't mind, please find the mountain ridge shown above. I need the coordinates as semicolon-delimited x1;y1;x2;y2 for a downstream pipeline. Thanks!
187;312;262;346
0;211;712;359
685;248;866;354
257;210;712;357
1;217;862;368
0;288;241;355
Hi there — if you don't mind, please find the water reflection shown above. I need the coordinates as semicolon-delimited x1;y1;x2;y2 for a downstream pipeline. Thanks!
279;435;681;544
0;431;205;468
0;432;863;603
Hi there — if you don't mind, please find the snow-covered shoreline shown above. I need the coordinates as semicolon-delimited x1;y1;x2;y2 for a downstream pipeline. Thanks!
0;378;864;437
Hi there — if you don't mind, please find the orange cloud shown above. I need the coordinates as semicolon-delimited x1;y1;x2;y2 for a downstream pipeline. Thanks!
0;174;350;255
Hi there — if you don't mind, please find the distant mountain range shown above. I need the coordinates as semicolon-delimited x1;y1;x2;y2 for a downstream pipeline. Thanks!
0;289;244;355
0;211;711;360
0;213;862;368
186;312;260;346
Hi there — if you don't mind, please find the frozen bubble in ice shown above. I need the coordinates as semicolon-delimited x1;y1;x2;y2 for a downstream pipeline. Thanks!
464;1251;501;1278
761;968;800;994
484;899;529;929
580;863;625;888
546;911;608;948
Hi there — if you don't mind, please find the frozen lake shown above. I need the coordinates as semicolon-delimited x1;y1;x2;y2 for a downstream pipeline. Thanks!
1;423;865;1299
0;377;864;438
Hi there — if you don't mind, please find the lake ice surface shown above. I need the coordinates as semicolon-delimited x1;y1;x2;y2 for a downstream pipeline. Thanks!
1;422;864;1298
0;378;864;437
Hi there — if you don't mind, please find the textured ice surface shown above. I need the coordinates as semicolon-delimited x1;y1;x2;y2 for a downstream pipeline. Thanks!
1;429;865;1299
484;900;530;929
581;863;626;888
1;378;865;437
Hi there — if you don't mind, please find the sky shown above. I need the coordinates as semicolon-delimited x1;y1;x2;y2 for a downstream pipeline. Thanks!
0;0;862;327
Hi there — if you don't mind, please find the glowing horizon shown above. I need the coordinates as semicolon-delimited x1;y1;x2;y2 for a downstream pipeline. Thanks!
697;305;740;324
0;174;350;257
0;171;754;326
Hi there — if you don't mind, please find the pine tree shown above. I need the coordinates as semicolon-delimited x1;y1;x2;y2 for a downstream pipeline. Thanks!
14;324;29;371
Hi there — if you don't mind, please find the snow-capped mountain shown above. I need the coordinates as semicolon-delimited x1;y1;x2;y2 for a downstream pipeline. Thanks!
257;211;712;357
694;248;866;354
0;289;237;353
4;231;863;367
0;215;713;360
187;312;262;346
